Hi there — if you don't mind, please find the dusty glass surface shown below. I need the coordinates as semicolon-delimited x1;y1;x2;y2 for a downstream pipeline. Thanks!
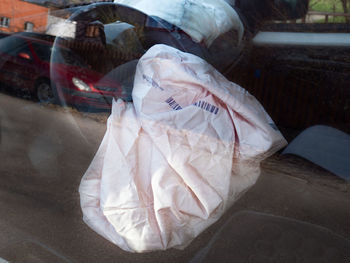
0;0;349;262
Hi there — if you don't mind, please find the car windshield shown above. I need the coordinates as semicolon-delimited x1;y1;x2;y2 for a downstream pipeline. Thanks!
30;41;90;68
52;47;91;68
0;0;349;262
0;35;30;55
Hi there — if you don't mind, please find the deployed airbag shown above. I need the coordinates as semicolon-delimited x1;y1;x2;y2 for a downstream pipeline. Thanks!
79;44;287;252
114;0;244;46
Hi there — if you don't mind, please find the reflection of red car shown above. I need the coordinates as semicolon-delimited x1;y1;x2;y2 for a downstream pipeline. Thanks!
0;34;123;109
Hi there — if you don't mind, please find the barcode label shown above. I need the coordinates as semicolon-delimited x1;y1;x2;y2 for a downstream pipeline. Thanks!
165;97;182;110
143;74;164;91
194;101;219;115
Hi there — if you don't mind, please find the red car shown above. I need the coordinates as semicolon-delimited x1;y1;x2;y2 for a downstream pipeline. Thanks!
0;33;125;109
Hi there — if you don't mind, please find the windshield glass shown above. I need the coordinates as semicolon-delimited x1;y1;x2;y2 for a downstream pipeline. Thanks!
30;41;90;68
52;47;90;68
0;0;349;262
0;36;30;55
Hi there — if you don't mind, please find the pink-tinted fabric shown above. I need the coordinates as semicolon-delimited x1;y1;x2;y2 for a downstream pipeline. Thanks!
79;44;287;252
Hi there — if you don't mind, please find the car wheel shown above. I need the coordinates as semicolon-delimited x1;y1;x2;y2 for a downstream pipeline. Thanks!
36;79;56;104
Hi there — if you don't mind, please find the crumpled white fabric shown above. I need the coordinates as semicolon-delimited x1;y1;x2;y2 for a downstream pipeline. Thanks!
113;0;244;47
79;44;287;253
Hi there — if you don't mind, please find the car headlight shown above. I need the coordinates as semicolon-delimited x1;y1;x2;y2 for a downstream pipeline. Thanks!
72;77;91;91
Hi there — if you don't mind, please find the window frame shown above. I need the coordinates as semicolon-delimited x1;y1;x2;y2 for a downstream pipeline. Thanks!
0;17;10;28
24;21;34;32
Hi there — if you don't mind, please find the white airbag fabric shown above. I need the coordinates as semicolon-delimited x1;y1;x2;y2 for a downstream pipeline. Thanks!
114;0;244;46
79;44;287;252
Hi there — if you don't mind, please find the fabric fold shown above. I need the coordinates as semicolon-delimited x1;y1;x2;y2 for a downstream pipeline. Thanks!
79;44;287;252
